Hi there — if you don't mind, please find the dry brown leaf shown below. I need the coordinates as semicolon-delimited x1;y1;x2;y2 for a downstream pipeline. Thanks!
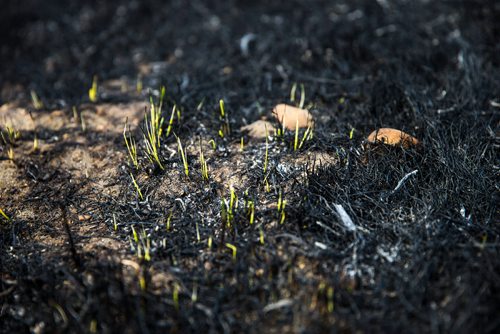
272;103;313;130
367;128;420;148
241;120;275;138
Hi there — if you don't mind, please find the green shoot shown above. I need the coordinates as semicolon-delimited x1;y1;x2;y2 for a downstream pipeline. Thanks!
327;287;334;313
263;124;269;174
166;105;177;137
80;112;86;132
30;90;44;110
131;226;139;243
221;199;233;228
208;236;213;250
293;119;299;151
176;107;181;122
166;211;173;231
219;99;230;137
113;213;118;231
247;200;255;225
290;82;297;102
136;75;143;93
259;226;265;245
130;173;143;200
195;221;201;242
173;284;180;311
197;98;205;111
144;236;151;261
229;186;237;212
33;134;39;152
219;99;225;118
298;124;313;150
199;139;209;181
279;200;287;224
123;119;139;169
89;75;98;102
0;208;11;221
277;190;287;224
175;134;189;177
191;283;198;303
7;147;14;160
265;178;270;192
225;243;237;261
208;139;216;150
277;189;283;212
349;128;355;140
299;83;305;109
72;106;78;122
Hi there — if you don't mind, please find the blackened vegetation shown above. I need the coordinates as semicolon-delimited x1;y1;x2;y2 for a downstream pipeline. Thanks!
1;0;500;333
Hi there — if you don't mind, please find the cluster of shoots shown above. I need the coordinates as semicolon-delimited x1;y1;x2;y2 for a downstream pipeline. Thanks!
1;124;20;160
311;283;334;313
72;106;86;131
221;186;238;227
294;121;314;151
129;226;151;262
142;87;166;170
199;139;209;181
277;189;287;224
218;99;231;138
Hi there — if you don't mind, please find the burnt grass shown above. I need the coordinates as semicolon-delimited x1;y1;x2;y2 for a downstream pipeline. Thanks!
1;0;499;333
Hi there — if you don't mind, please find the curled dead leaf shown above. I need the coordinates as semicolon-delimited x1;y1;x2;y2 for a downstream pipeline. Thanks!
241;120;275;139
272;104;313;130
366;128;420;148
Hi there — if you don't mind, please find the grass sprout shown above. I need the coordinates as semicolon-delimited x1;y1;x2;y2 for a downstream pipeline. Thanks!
247;200;255;225
30;90;44;110
225;243;237;261
129;173;143;200
299;83;305;109
123;119;139;169
293;119;299;151
88;75;98;102
290;82;297;102
327;287;334;313
298;124;314;150
143;110;164;170
175;134;189;177
166;211;173;231
32;134;39;152
199;139;209;181
166;105;177;137
263;124;269;174
173;284;180;311
219;99;231;137
0;208;11;221
136;75;143;93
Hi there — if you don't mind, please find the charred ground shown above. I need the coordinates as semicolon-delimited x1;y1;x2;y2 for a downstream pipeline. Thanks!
1;0;499;333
